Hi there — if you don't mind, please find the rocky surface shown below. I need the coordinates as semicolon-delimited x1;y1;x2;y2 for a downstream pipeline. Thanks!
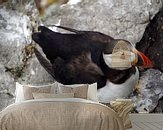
0;4;54;110
0;0;162;111
136;9;163;72
132;9;163;113
44;0;162;44
153;97;163;113
131;69;163;113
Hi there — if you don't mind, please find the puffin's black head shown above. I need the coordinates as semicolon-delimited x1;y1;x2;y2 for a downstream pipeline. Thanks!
32;26;57;63
32;26;55;46
103;39;153;70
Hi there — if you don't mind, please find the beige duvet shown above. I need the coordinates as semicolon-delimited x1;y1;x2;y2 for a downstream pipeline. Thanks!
0;98;124;130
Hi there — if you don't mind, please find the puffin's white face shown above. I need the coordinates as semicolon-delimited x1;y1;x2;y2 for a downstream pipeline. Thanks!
103;39;153;70
103;51;137;70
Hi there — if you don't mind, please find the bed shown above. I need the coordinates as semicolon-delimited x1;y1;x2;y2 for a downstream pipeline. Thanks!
0;98;125;130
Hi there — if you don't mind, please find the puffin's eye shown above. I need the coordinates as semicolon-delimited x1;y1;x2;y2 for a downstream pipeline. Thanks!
121;52;125;55
119;51;125;56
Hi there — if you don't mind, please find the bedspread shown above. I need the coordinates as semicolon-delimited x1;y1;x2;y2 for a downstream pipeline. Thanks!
0;98;124;130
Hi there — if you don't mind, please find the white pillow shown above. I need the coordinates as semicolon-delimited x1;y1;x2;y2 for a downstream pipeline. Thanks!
32;93;74;99
87;83;98;102
15;82;98;102
56;82;98;102
15;82;57;103
15;82;25;103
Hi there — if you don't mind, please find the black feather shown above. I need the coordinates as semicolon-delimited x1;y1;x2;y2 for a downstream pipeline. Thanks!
34;48;55;78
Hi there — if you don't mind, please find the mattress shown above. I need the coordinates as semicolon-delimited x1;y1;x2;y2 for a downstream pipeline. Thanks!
0;98;125;130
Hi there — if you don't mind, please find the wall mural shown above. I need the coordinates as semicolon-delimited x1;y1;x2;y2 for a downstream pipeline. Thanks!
0;0;162;114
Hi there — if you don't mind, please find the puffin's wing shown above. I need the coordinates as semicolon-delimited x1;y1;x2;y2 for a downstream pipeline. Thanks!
34;48;55;78
45;25;115;65
32;26;92;63
51;54;107;88
32;26;115;65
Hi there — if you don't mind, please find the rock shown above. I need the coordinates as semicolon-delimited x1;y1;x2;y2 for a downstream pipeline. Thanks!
136;9;163;71
153;97;163;113
43;0;162;44
131;69;163;113
0;0;162;111
0;7;54;111
133;9;163;112
0;93;14;111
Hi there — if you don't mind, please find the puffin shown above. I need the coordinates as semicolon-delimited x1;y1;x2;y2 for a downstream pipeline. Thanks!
32;25;153;102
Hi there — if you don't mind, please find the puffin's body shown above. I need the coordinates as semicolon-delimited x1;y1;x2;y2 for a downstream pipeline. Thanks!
32;26;152;103
32;26;114;88
97;67;139;102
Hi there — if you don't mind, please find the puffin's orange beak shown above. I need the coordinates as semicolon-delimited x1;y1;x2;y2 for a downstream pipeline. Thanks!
134;49;153;68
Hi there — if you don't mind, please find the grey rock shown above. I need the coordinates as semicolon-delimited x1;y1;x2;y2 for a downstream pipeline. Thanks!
0;7;54;111
0;93;15;111
131;69;163;113
43;0;162;44
153;97;163;113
